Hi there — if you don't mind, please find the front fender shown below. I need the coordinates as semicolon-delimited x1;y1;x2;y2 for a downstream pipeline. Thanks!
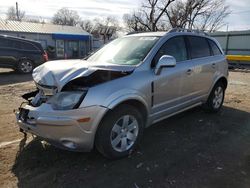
104;89;150;112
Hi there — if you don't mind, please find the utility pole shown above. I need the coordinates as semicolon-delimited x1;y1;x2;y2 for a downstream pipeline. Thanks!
16;2;19;21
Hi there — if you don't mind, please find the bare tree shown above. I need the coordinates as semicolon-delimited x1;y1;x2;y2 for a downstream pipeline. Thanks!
80;16;119;42
123;13;147;32
103;16;119;28
80;16;119;33
6;6;25;21
101;16;120;38
6;5;46;23
166;0;230;32
124;0;175;32
52;8;80;26
198;0;230;32
80;20;94;33
25;17;46;24
165;1;188;28
94;16;120;37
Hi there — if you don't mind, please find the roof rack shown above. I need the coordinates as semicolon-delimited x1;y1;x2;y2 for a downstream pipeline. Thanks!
169;28;209;36
126;31;152;35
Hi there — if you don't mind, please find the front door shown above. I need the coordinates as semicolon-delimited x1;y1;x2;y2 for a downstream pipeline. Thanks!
151;36;195;121
0;37;18;68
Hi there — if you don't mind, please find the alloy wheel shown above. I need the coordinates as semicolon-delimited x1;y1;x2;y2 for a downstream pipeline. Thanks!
110;115;139;152
20;61;33;73
213;86;224;109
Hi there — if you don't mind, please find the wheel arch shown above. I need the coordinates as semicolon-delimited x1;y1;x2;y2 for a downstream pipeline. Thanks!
93;98;149;153
111;99;148;123
203;76;227;113
95;98;149;137
216;76;228;89
204;75;228;104
19;57;34;63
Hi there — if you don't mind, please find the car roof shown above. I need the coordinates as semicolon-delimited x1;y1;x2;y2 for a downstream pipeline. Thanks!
125;30;220;50
0;34;41;45
127;32;167;37
126;29;213;39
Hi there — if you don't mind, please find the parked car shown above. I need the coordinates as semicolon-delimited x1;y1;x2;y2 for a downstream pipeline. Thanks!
16;29;228;159
0;35;48;73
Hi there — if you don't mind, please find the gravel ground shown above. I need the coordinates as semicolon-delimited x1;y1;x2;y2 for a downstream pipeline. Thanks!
0;68;250;188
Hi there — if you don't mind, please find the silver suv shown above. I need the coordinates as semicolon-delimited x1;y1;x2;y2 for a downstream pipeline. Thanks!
16;29;228;159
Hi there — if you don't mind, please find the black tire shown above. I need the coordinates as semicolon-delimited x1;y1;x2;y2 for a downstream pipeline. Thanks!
203;81;225;113
95;104;144;159
17;59;34;74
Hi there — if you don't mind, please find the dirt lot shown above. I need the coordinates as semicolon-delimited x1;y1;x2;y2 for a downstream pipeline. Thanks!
0;68;250;188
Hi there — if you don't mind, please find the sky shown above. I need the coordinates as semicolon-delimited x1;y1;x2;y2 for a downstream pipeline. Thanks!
0;0;250;31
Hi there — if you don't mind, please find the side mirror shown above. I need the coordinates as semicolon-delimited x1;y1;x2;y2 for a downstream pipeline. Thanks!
154;55;176;75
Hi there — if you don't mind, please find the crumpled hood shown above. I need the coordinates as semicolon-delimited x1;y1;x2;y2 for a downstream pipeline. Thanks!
32;59;135;91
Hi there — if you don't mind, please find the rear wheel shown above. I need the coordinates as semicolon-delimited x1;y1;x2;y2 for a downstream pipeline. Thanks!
95;104;144;159
17;59;34;73
203;82;225;113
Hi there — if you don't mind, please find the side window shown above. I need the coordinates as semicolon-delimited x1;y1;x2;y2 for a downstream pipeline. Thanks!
20;42;36;51
208;39;222;55
9;39;19;49
0;38;15;48
188;36;210;59
153;36;187;66
14;41;21;49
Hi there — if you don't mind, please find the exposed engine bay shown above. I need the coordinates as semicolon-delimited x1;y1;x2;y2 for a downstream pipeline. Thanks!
22;69;132;108
62;70;132;91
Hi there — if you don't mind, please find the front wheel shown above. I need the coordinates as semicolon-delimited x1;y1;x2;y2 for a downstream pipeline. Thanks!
95;104;144;159
203;82;225;113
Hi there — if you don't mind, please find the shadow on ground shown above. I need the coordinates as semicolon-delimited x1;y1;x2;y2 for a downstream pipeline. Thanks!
12;106;250;188
229;63;250;73
0;69;32;86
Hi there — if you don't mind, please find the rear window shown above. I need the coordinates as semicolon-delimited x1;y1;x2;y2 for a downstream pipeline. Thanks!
188;36;210;59
20;42;37;50
32;42;44;51
208;39;222;55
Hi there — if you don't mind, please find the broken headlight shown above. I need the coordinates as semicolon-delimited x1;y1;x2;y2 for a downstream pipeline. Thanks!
47;91;86;110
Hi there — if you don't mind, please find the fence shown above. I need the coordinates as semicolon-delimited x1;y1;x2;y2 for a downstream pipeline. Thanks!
210;30;250;56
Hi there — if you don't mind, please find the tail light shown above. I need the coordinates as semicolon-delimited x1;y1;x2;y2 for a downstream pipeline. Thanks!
43;51;48;62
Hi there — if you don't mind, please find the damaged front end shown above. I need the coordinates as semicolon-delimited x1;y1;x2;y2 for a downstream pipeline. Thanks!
22;67;133;110
21;85;54;107
21;84;58;108
16;62;134;151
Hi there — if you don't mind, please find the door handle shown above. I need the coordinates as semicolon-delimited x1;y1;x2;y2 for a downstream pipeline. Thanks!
186;69;192;75
212;63;216;68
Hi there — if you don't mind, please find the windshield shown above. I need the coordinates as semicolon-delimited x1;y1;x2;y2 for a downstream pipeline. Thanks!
87;36;159;66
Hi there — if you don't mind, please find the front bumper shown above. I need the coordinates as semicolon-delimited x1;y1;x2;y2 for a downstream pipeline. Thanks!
15;103;108;151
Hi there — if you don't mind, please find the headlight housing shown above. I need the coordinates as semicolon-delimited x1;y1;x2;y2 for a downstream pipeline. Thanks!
47;91;86;110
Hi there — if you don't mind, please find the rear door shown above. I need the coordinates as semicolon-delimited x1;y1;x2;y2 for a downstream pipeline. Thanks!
19;41;44;64
187;36;216;98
